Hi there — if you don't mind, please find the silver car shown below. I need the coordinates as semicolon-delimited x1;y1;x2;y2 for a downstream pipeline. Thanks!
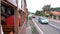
38;17;49;24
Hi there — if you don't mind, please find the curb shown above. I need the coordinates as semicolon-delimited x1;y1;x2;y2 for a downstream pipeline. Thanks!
32;20;44;34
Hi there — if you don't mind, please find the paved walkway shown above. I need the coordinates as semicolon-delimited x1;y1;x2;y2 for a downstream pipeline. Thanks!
49;19;60;23
26;20;32;34
49;19;60;29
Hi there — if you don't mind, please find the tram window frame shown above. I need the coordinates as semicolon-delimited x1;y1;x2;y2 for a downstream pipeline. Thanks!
1;5;5;14
1;5;6;25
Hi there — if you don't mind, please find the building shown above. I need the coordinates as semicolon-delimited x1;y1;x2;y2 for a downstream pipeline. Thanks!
45;7;60;19
51;11;60;16
50;7;60;16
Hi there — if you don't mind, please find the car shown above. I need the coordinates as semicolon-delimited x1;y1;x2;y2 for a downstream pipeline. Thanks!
32;16;35;18
38;17;49;24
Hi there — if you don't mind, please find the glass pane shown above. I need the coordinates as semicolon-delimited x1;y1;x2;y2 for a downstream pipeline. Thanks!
12;0;16;4
2;6;5;13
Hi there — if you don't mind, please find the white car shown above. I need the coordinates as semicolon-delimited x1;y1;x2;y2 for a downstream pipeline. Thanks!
38;17;49;24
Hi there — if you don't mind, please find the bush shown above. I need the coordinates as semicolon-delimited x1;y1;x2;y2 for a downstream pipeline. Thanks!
29;17;32;20
45;15;49;18
53;15;56;19
50;13;54;17
58;16;60;20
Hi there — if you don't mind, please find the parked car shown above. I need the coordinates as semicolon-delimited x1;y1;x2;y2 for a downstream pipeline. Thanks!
38;17;49;24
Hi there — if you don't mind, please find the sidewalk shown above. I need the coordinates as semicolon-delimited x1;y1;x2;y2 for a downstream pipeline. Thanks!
49;19;60;29
49;18;60;23
26;20;32;34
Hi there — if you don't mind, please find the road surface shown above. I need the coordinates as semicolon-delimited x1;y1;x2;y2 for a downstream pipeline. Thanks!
32;18;60;34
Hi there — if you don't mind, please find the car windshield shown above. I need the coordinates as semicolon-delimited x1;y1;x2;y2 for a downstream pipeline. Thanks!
41;18;48;20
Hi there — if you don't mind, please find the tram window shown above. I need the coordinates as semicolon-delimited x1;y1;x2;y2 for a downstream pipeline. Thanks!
10;8;14;15
1;6;5;14
1;14;6;25
1;5;6;25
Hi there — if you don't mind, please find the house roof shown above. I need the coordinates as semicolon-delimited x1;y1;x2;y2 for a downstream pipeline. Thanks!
51;11;60;16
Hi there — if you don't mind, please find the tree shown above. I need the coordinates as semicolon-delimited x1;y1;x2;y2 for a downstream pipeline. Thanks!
42;5;51;18
35;10;40;15
58;15;60;20
50;13;54;17
35;10;45;16
42;5;51;11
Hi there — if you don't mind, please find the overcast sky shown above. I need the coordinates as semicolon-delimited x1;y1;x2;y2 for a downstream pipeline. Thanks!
18;0;60;13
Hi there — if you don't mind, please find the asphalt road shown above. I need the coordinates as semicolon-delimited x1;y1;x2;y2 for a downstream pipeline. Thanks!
32;18;60;34
49;20;60;27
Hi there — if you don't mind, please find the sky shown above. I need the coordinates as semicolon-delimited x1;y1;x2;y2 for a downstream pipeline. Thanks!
18;0;60;13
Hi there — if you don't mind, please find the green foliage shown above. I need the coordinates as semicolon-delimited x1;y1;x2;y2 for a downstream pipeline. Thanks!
58;16;60;19
35;10;45;16
32;27;39;34
39;12;45;16
51;7;60;11
35;10;40;15
45;15;49;17
29;21;39;34
49;13;56;19
32;27;36;34
53;15;56;19
31;24;39;34
42;5;51;11
50;13;55;17
29;17;32;20
58;16;60;18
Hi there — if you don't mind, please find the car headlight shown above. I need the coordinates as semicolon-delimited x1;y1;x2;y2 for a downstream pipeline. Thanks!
41;20;45;22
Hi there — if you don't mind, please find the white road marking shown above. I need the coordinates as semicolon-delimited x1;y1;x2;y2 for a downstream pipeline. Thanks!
32;19;44;34
49;23;60;29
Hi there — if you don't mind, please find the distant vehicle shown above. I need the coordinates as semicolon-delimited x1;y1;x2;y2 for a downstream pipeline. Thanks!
32;16;35;18
38;17;49;24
